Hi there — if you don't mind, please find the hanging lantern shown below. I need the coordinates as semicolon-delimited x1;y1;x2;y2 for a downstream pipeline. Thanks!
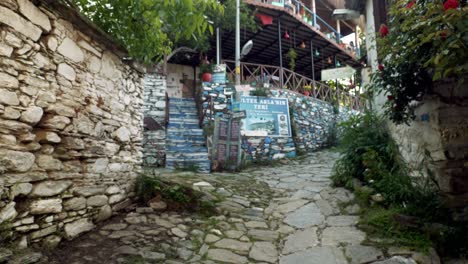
284;31;290;39
299;41;306;49
327;57;332;64
315;49;320;57
336;60;341;67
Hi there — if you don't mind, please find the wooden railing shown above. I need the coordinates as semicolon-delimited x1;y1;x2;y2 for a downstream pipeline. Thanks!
193;83;214;127
223;60;364;110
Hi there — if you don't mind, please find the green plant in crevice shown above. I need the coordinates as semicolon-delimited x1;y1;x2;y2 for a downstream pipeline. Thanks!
135;174;162;203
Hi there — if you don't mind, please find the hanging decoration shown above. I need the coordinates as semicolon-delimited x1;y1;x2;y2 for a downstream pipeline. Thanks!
284;30;290;39
315;49;320;57
327;57;332;64
336;60;341;67
299;41;306;49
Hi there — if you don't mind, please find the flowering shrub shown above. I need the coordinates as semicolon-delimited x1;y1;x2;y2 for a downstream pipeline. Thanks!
368;0;467;124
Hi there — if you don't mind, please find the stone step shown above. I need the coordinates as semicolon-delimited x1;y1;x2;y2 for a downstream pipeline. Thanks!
166;146;207;153
168;97;195;102
166;138;206;145
167;123;200;129
166;129;204;136
168;118;199;123
169;113;199;118
169;102;196;108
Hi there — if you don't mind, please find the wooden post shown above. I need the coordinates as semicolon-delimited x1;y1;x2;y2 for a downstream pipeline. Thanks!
278;17;283;88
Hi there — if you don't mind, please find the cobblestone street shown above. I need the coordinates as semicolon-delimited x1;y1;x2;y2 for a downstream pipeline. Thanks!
44;151;433;264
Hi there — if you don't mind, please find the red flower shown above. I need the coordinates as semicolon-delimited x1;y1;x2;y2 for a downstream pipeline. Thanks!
387;95;394;101
378;64;385;71
440;31;447;40
379;24;389;37
443;0;459;12
406;1;416;9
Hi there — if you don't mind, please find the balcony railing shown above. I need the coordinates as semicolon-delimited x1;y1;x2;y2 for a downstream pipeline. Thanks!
251;0;361;58
223;60;365;110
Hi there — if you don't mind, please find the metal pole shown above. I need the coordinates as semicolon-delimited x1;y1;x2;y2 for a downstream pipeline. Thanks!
216;27;220;65
310;39;315;81
336;20;341;43
278;18;283;88
235;0;241;85
354;25;359;55
311;0;316;27
334;55;338;104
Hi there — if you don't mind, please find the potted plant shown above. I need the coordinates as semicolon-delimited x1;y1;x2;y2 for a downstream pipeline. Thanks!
199;59;213;83
303;84;312;96
287;48;297;71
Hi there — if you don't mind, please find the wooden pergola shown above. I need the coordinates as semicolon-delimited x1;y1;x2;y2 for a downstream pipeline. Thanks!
205;0;363;85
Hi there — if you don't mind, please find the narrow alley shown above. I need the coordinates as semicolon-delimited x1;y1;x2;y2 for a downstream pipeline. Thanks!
44;151;429;264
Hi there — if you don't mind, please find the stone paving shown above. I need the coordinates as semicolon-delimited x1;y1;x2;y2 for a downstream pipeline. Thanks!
25;150;443;264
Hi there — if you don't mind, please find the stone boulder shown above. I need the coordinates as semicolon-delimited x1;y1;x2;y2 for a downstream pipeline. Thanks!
64;218;95;239
0;149;35;172
29;180;72;197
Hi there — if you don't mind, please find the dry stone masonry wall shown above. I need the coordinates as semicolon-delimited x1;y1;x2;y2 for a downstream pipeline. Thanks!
0;0;144;247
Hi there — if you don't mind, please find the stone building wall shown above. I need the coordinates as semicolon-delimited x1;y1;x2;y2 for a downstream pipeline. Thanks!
143;74;166;167
0;0;144;247
385;80;468;209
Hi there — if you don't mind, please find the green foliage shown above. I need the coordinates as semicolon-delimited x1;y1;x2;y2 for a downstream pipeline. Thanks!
368;0;467;124
332;110;468;257
69;0;223;63
211;0;258;33
134;174;218;216
287;48;298;71
164;185;190;204
360;206;433;251
250;87;269;97
0;221;15;245
199;62;214;74
203;121;215;137
331;111;412;205
135;174;162;203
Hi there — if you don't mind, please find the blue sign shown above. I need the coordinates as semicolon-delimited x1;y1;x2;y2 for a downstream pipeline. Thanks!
239;96;291;137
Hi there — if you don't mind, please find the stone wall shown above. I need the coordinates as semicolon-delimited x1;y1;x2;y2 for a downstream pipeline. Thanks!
0;0;144;247
199;84;358;163
143;74;166;167
385;80;468;209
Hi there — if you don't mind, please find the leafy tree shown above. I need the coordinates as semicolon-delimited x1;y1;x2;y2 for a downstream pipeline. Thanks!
67;0;224;63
